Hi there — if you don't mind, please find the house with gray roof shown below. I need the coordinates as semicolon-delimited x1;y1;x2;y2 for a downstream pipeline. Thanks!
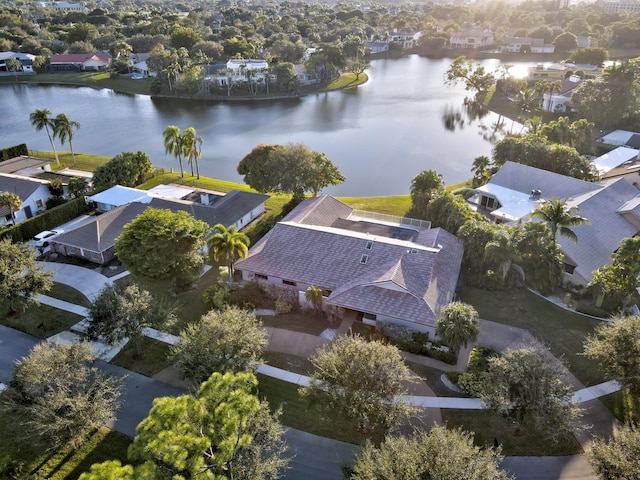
469;162;640;286
0;173;52;225
234;195;464;334
51;187;268;264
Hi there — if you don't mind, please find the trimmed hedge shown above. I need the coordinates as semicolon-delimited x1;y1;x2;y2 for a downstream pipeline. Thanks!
0;143;28;161
0;195;93;242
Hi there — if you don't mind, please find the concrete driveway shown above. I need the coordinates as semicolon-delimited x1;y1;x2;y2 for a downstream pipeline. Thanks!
39;262;112;301
0;325;40;382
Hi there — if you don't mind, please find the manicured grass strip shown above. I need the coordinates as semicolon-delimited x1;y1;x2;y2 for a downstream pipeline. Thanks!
440;409;584;456
47;282;92;308
600;388;640;424
110;337;173;377
0;302;83;338
0;72;152;95
338;195;411;217
0;410;130;480
29;151;110;172
325;72;368;90
257;373;370;445
458;286;604;386
262;352;315;376
260;311;331;336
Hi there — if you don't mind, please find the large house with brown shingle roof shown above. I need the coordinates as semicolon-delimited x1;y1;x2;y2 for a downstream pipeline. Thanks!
49;53;110;71
234;195;464;334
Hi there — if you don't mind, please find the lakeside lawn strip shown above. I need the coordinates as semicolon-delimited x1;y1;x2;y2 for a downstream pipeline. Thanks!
458;286;605;387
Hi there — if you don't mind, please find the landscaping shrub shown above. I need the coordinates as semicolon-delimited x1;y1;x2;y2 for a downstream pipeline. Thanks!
262;283;299;309
378;322;456;364
457;346;500;397
226;282;274;310
0;143;28;161
275;299;293;314
202;284;230;310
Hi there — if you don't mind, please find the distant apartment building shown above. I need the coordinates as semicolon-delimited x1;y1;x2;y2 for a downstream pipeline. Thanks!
600;0;640;13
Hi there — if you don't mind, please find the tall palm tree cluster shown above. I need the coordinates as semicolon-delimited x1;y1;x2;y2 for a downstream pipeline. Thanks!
29;108;80;166
162;125;203;179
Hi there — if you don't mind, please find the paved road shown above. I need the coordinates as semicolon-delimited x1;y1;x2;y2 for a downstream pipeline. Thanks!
502;455;596;480
0;325;39;382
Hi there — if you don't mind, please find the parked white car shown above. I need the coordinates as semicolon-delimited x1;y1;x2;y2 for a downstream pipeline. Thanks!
32;229;64;248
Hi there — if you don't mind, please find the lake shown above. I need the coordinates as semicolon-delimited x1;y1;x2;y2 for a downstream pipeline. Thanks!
0;55;517;196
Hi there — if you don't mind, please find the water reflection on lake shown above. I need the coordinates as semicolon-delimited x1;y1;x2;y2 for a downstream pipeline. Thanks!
0;55;523;196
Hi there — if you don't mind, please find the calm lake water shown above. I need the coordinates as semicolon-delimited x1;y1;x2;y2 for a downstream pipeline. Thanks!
0;55;518;196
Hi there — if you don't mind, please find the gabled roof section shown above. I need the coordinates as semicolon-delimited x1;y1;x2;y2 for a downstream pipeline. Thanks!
0;156;51;174
592;146;639;175
560;178;640;281
282;194;354;226
53;202;147;251
0;172;49;201
489;162;599;199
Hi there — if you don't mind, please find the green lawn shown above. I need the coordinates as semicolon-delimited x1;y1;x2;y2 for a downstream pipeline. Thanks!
440;409;583;456
29;150;110;172
0;71;152;95
406;361;462;398
110;337;173;377
0;302;83;338
0;415;131;480
325;72;368;90
458;286;605;386
262;351;315;376
600;388;640;424
47;282;92;307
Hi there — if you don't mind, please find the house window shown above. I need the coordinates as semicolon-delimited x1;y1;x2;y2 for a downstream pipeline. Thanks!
255;273;268;281
67;246;77;255
360;254;369;264
90;251;99;261
563;263;576;275
410;248;418;254
480;196;498;209
283;279;296;286
35;199;43;208
365;240;373;250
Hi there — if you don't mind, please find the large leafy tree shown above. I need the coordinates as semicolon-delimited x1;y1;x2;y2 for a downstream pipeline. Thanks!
238;143;345;197
0;342;122;450
53;113;80;166
115;208;209;289
479;341;582;441
208;223;250;286
484;227;525;288
530;197;591;243
512;221;564;293
409;169;444;219
92;151;152;189
85;372;289;480
29;108;59;166
0;191;21;224
171;307;267;388
589;423;640;480
588;237;640;311
426;192;479;235
300;334;417;435
444;56;495;102
583;315;640;393
436;301;479;354
350;426;512;480
87;283;176;357
0;238;53;313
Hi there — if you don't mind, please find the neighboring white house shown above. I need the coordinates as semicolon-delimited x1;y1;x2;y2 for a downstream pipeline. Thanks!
0;52;35;73
0;173;53;225
52;1;85;11
598;129;640;147
499;37;554;54
448;29;494;49
469;162;640;286
541;76;581;112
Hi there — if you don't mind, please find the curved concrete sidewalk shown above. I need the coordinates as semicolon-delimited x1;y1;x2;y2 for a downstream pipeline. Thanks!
40;262;113;301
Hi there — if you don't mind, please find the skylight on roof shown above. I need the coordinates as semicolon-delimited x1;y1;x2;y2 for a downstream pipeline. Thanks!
365;240;373;250
360;254;369;264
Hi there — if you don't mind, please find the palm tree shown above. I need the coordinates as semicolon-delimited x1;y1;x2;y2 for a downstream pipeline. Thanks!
531;198;591;243
0;192;21;224
436;301;479;354
484;228;525;287
515;87;538;113
182;127;203;179
305;285;323;316
30;108;59;166
163;125;185;177
53;113;80;166
208;224;250;286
